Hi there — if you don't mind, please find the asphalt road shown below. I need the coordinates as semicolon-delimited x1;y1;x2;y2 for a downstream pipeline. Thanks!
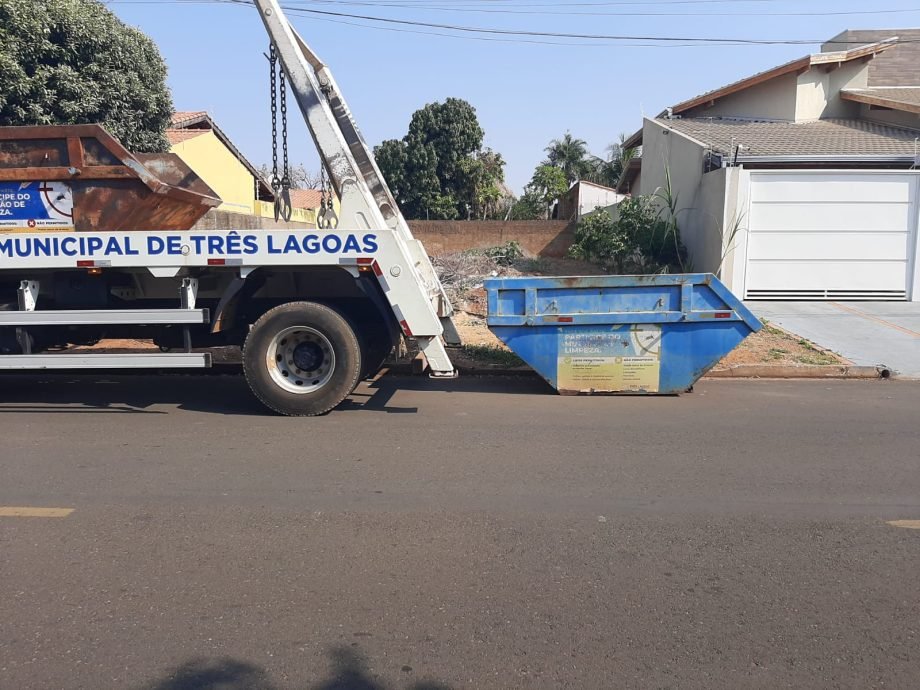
1;373;919;689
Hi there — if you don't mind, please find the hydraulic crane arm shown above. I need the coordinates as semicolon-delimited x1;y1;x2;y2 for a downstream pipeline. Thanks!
252;0;461;373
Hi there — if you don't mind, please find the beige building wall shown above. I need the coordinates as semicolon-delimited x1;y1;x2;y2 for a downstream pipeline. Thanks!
795;62;868;120
683;72;798;121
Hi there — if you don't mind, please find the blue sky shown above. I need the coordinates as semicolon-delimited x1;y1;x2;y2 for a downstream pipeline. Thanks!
107;0;920;192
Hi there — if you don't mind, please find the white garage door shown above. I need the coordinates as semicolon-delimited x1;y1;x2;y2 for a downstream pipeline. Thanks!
744;172;919;300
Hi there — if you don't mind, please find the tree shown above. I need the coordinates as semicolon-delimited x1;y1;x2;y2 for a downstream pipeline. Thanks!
508;191;545;221
374;98;505;220
544;133;590;185
258;163;323;189
583;133;638;188
407;98;483;190
527;165;569;219
459;148;506;220
0;0;174;152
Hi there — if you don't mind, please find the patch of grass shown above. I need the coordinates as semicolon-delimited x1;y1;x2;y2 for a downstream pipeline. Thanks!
795;353;840;366
461;344;524;367
767;348;790;360
763;325;787;338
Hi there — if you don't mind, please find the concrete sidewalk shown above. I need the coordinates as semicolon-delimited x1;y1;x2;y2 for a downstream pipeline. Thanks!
749;302;920;379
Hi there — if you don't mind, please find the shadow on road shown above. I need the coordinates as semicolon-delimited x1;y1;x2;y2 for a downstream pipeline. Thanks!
139;646;451;690
0;370;552;417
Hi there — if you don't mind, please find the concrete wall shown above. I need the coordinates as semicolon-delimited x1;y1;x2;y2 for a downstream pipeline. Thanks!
683;167;729;274
408;220;574;257
720;167;749;293
685;72;799;121
170;131;256;216
639;118;706;215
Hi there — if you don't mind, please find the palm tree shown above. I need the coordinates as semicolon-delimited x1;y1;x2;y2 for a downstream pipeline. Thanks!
582;133;638;189
544;133;589;185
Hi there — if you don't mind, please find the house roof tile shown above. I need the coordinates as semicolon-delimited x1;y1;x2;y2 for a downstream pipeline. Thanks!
657;117;920;158
165;128;207;145
171;111;208;127
289;188;323;210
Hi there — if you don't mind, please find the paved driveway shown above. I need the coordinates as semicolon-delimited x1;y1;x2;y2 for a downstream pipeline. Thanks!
749;301;920;378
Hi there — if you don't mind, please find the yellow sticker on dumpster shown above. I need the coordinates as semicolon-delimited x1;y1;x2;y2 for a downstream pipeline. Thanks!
557;326;661;393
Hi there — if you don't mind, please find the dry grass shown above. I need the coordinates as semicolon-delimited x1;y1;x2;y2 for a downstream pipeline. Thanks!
714;323;844;369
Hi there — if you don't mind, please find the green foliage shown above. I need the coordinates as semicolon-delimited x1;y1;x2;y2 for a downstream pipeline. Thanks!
544;133;590;185
0;0;174;152
522;132;637;219
582;134;637;189
459;148;507;220
508;191;545;221
481;241;523;267
651;167;688;272
569;195;687;274
461;344;524;367
523;165;568;219
375;98;505;220
407;98;483;187
569;209;630;272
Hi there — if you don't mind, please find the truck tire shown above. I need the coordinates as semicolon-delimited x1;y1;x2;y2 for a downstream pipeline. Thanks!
243;301;362;416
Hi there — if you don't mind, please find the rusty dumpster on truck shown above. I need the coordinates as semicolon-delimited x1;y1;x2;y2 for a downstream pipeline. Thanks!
0;124;220;233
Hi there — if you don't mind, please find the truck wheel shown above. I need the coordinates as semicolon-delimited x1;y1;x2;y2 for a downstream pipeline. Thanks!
243;301;362;416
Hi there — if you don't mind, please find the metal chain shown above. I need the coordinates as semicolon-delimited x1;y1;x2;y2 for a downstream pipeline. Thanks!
268;44;280;195
268;44;292;222
279;65;290;189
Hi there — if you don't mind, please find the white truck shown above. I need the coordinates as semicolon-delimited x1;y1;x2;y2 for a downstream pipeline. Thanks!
0;0;461;416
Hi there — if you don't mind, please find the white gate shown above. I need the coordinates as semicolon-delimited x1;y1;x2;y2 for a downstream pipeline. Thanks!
741;171;920;301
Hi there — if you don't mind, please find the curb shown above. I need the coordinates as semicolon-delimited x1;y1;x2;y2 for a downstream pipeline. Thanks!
387;363;895;380
386;362;536;377
703;364;892;380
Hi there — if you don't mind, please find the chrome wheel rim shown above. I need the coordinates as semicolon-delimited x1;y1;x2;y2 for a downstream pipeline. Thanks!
266;326;335;394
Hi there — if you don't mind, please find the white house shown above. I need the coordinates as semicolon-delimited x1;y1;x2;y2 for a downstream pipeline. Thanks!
620;35;920;302
557;181;625;221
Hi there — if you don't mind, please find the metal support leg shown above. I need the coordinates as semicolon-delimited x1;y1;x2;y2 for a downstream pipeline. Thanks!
417;337;458;378
17;280;39;311
16;280;39;355
180;278;199;309
180;278;199;352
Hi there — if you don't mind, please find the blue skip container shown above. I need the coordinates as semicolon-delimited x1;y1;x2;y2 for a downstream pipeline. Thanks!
484;273;762;395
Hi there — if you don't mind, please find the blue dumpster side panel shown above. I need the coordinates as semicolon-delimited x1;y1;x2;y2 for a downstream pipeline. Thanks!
485;274;761;395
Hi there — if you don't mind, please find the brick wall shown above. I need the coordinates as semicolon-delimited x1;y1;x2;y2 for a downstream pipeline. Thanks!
408;220;575;257
190;213;576;258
